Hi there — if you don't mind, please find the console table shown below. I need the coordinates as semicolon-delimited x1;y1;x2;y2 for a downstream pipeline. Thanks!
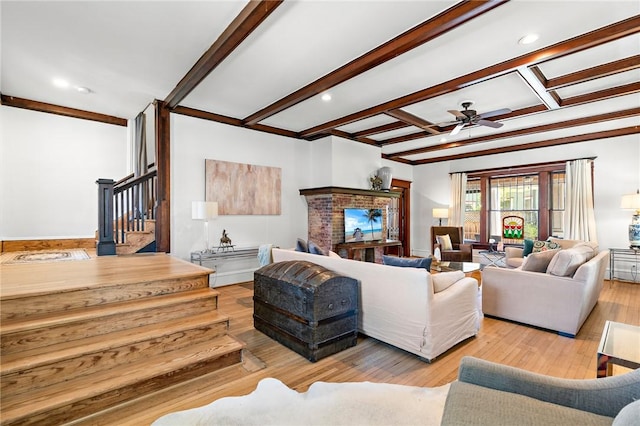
335;240;403;262
190;246;260;266
609;248;640;283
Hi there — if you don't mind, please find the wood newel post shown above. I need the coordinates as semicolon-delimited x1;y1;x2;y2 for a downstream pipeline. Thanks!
96;178;116;256
155;100;171;253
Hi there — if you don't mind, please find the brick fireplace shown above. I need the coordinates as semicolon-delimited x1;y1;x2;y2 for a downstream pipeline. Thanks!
300;187;400;261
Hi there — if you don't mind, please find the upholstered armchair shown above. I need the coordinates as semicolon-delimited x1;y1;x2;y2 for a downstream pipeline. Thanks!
431;226;473;262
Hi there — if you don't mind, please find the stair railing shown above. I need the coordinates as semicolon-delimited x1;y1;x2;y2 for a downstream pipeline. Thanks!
96;169;158;256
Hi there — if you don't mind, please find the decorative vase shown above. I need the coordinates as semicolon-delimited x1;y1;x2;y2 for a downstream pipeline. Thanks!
629;213;640;248
377;167;392;192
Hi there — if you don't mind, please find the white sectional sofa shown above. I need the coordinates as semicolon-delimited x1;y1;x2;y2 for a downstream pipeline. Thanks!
482;248;610;337
270;248;480;361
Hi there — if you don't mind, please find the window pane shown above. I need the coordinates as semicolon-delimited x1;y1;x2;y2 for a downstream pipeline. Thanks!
550;172;566;238
489;176;538;243
464;179;481;241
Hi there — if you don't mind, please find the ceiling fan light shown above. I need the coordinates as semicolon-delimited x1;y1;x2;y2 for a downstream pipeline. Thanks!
518;33;539;45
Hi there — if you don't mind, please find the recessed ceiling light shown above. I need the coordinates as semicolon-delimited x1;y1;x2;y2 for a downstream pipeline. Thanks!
321;93;332;102
440;137;447;143
76;86;91;94
518;33;539;45
52;78;70;88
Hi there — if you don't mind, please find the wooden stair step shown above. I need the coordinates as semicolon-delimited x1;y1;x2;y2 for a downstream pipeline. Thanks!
1;335;245;426
1;288;219;355
1;312;230;394
1;272;210;322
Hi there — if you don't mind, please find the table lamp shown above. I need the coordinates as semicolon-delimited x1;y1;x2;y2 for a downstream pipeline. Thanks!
621;190;640;248
192;201;218;252
433;208;449;226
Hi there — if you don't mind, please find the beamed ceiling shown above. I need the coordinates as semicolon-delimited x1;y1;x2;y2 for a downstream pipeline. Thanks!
1;1;639;164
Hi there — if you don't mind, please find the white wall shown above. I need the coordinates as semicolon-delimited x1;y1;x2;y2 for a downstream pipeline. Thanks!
308;136;407;189
170;113;313;285
411;135;640;259
0;106;128;240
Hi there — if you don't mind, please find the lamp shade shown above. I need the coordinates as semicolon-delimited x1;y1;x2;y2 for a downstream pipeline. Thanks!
433;208;449;219
192;201;218;220
621;191;640;213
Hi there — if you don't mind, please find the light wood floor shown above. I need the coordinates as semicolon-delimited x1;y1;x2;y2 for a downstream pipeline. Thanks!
2;254;638;425
113;277;639;425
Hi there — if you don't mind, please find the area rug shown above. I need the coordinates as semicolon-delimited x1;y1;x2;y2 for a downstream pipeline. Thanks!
0;249;90;265
152;378;450;425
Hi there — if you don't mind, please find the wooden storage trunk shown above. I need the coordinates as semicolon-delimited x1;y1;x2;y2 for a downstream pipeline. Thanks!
253;260;359;362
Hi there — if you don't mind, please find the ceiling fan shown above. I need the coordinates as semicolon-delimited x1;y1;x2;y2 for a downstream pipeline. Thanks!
440;101;511;136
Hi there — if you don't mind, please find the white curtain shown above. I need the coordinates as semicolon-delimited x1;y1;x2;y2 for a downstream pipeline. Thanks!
450;172;467;227
564;159;597;242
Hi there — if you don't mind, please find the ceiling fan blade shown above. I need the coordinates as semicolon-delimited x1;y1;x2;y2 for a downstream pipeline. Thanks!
477;119;503;129
477;108;511;119
450;122;465;136
437;120;461;126
448;109;466;119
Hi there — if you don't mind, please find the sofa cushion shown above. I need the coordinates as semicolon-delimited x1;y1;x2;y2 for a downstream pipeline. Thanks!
546;244;596;277
532;240;561;253
382;255;432;270
521;249;560;272
295;238;308;252
441;381;613;426
436;234;453;250
432;270;465;293
523;239;535;256
307;240;328;256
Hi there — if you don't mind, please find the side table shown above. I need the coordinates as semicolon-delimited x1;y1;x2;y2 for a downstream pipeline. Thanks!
596;321;640;378
609;248;640;283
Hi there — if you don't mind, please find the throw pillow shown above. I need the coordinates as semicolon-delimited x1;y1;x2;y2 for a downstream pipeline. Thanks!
548;237;583;250
613;399;640;426
308;240;328;256
432;271;464;293
295;238;308;253
531;240;561;253
521;249;560;273
436;234;453;251
382;255;432;270
523;239;534;257
546;244;595;277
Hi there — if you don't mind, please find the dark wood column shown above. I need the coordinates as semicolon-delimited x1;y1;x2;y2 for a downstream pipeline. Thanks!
155;100;171;253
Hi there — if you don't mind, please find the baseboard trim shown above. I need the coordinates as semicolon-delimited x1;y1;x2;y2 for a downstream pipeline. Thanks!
1;238;96;252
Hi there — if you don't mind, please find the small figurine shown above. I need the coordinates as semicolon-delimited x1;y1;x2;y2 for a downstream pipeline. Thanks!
353;227;364;242
370;174;383;191
220;229;232;249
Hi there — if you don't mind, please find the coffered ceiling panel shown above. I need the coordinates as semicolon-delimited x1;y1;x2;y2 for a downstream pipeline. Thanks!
180;0;455;118
2;0;638;164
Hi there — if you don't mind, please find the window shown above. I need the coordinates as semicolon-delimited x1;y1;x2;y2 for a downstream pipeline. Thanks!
489;175;539;244
464;179;481;241
550;172;565;238
462;162;578;245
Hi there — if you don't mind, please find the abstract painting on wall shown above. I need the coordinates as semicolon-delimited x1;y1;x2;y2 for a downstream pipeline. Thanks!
205;159;281;215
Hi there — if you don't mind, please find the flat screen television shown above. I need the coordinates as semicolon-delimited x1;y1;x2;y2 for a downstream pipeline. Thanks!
344;208;383;243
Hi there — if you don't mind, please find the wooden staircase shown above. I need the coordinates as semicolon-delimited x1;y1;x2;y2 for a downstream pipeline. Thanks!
0;255;245;425
115;218;156;255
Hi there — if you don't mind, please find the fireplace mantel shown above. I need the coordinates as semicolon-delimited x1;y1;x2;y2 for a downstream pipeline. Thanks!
299;186;400;198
